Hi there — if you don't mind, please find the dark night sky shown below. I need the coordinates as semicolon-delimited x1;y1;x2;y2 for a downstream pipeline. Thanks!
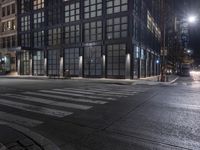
175;0;200;64
182;0;200;63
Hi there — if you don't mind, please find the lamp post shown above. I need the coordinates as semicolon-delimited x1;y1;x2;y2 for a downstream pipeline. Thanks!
176;14;198;75
188;15;197;24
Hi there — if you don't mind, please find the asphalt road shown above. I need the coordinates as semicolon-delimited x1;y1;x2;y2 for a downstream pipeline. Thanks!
0;77;199;150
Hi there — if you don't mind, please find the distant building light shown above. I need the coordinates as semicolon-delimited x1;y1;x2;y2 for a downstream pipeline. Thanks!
156;60;160;64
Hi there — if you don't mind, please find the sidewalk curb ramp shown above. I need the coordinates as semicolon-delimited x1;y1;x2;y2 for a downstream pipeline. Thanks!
0;121;60;150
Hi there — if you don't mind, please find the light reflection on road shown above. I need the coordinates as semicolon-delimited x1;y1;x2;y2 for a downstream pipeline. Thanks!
190;71;200;81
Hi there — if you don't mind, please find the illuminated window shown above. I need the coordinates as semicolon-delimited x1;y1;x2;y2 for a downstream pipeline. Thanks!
106;0;128;14
107;16;128;39
65;2;80;22
33;0;44;10
84;0;102;19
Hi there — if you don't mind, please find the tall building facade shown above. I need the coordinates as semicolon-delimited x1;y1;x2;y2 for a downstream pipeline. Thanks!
17;0;161;79
0;0;17;74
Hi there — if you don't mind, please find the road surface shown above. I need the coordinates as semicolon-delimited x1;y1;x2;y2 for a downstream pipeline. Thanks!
0;77;199;150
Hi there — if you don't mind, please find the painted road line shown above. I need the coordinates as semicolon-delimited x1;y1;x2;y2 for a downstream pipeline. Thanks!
24;92;109;104
0;98;72;118
5;94;92;110
0;111;43;127
63;88;123;98
74;88;134;95
40;89;112;101
53;89;115;100
65;88;126;97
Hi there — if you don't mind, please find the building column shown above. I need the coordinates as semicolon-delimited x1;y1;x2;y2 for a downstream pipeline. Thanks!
17;59;20;75
79;56;83;77
139;59;141;78
125;53;131;79
29;54;33;76
102;54;106;78
60;56;63;77
44;57;47;76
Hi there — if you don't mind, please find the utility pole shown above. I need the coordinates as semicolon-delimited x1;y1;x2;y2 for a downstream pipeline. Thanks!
160;0;167;82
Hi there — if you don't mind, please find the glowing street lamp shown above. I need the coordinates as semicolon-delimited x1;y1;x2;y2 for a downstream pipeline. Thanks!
188;15;197;24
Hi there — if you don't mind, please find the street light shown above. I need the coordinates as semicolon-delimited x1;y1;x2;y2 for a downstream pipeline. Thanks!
188;15;198;24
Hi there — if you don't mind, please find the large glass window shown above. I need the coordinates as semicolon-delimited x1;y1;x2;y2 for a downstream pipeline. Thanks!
1;19;16;32
107;44;126;77
65;25;80;44
65;2;80;23
21;33;30;47
48;50;60;75
106;0;128;14
84;46;102;77
33;0;44;10
84;0;102;19
48;28;61;46
12;35;16;47
84;21;102;42
33;11;45;29
2;7;5;17
107;16;128;39
64;48;79;76
33;51;44;75
20;0;31;14
33;31;44;48
20;52;30;75
12;4;15;14
140;48;146;77
133;46;140;78
21;15;30;31
48;7;61;26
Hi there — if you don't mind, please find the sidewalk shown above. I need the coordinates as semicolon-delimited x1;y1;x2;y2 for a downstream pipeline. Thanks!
0;121;61;150
0;143;6;150
0;124;43;150
133;75;179;85
0;74;179;85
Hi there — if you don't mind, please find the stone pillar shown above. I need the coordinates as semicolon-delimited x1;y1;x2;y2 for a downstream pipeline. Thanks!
125;53;131;79
44;58;47;76
60;57;63;77
30;58;32;75
79;56;83;77
17;59;20;75
102;55;106;78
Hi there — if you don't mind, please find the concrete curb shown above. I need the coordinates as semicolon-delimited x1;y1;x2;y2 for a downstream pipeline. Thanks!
0;121;60;150
0;143;6;150
169;76;179;84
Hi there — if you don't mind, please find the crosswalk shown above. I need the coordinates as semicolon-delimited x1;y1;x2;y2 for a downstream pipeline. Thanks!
0;85;151;128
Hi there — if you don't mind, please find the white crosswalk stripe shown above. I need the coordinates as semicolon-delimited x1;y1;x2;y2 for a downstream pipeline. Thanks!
68;88;134;96
63;88;124;97
64;88;129;97
53;89;115;100
0;85;150;128
40;89;114;100
0;98;73;118
0;111;43;127
5;94;92;110
24;91;109;104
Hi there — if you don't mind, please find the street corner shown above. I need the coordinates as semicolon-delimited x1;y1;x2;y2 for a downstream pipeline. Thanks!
0;143;6;150
0;122;60;150
0;123;43;150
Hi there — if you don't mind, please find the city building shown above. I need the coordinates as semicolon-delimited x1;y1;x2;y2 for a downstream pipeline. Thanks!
17;0;161;79
0;0;17;74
